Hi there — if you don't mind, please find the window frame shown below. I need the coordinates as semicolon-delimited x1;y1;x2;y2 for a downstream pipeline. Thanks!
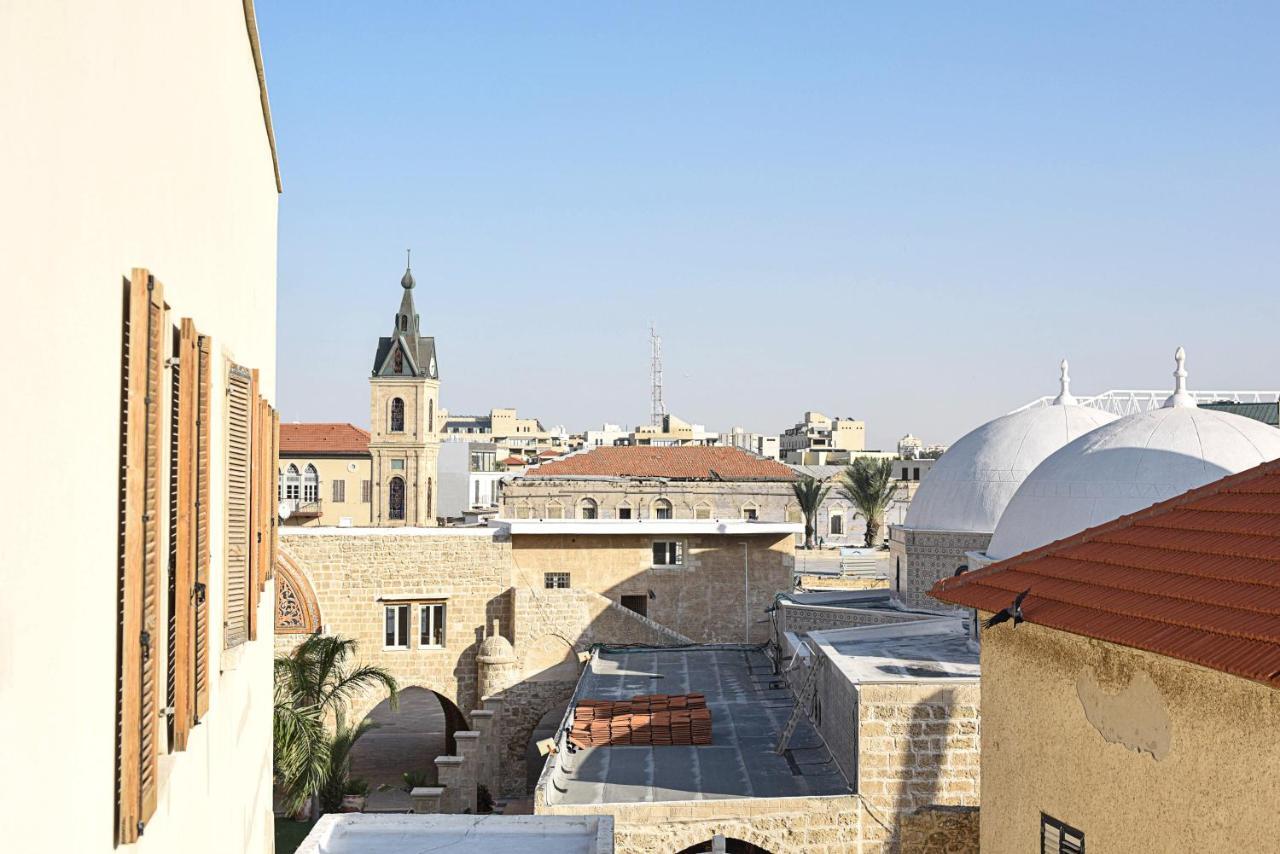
1041;813;1085;854
419;601;447;648
652;498;673;520
651;539;685;568
544;572;571;589
384;604;410;650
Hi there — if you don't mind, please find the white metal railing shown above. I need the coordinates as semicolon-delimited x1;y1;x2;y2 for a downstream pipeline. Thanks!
1011;389;1280;417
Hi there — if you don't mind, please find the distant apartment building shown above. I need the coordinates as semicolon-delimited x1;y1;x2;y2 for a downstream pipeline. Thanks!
501;446;801;522
584;422;631;448
718;426;780;460
279;423;373;526
437;440;505;521
442;406;569;460
897;433;948;459
4;3;282;851
629;413;718;446
779;411;867;463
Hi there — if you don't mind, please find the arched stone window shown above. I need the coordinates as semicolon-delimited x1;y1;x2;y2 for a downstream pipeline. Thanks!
428;399;434;432
653;498;673;520
388;476;406;520
693;500;713;520
302;464;319;503
546;500;565;520
830;513;844;535
284;464;301;501
579;498;598;520
390;397;405;433
427;477;433;519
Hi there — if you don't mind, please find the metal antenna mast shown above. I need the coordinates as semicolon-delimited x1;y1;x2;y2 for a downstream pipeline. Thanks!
650;323;667;427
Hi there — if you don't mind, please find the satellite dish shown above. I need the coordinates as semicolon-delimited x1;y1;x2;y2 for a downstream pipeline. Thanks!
278;501;291;520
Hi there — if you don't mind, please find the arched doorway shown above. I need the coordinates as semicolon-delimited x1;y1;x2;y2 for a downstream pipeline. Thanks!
348;687;470;812
676;838;774;854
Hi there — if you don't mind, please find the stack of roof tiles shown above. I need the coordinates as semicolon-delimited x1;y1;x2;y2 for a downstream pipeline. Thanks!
569;694;712;747
932;457;1280;688
527;446;795;481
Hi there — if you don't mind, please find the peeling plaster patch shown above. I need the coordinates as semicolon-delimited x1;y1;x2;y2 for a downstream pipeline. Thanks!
1076;667;1171;760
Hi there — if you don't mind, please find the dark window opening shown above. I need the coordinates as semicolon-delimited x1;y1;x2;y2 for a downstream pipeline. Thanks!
388;476;406;521
620;595;647;618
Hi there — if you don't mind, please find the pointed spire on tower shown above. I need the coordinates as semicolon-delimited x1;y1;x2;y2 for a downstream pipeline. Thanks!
1162;346;1196;408
401;248;415;289
1052;359;1077;406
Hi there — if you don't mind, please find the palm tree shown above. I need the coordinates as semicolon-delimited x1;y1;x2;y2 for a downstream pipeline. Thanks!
274;635;398;817
838;457;898;548
791;475;831;549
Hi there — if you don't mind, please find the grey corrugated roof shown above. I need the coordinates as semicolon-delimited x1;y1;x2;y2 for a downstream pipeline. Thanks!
1201;401;1280;426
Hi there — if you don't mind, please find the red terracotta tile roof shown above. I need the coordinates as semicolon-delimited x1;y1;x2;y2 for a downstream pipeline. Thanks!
525;445;796;481
501;456;528;466
279;422;370;456
931;458;1280;688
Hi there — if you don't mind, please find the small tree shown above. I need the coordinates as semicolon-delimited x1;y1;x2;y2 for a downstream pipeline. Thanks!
274;635;399;817
791;475;831;550
838;457;898;548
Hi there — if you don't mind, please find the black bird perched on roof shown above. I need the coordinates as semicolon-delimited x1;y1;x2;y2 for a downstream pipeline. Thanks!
982;588;1031;630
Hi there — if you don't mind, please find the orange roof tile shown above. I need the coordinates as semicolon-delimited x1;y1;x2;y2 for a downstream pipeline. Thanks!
526;445;795;481
931;458;1280;687
280;423;370;456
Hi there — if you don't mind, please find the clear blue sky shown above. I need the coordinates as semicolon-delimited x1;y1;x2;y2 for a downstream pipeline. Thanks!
259;2;1279;448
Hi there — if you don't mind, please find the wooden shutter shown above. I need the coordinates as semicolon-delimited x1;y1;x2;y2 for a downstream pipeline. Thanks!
193;335;212;718
225;362;253;648
170;319;198;751
269;409;279;582
116;269;165;844
247;371;261;642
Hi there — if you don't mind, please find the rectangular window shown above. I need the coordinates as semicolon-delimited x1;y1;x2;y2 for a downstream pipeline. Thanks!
1041;814;1085;854
654;504;672;520
224;362;253;649
419;602;447;647
618;506;633;520
545;572;571;589
652;540;684;567
332;478;346;503
694;505;711;520
390;459;405;470
384;605;410;649
546;503;565;519
621;594;648;617
516;505;533;519
742;507;758;521
362;479;372;503
913;467;921;481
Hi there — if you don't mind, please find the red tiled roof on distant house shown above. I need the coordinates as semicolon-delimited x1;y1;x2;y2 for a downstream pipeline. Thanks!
526;446;796;481
932;458;1280;688
279;423;370;456
501;456;528;467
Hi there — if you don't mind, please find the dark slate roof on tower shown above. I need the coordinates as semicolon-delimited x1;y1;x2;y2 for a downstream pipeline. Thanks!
373;256;438;378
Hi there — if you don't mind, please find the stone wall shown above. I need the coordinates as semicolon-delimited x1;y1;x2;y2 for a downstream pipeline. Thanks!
503;478;799;523
889;526;990;610
510;533;793;643
537;794;863;854
856;683;981;853
896;805;979;854
775;603;935;639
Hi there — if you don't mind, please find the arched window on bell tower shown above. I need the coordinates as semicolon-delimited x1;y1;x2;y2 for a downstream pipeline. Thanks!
388;476;406;521
428;399;434;433
390;398;405;433
393;347;404;373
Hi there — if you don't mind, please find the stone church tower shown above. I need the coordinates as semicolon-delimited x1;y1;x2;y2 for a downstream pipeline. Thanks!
368;257;441;526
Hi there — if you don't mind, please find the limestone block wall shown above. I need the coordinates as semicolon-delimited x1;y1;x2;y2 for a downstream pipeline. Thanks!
896;805;979;854
890;527;991;610
502;479;799;522
510;533;792;643
855;683;981;853
279;529;515;719
537;794;862;854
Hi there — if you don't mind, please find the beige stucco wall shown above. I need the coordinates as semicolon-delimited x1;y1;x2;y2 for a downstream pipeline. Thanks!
977;619;1280;852
0;2;279;851
510;533;793;643
280;454;374;526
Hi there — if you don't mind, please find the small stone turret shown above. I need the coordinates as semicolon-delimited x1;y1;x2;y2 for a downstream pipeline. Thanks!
476;623;519;700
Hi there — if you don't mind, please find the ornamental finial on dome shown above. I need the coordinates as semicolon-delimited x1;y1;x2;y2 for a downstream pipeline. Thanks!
1162;346;1196;408
1052;358;1077;406
401;248;415;289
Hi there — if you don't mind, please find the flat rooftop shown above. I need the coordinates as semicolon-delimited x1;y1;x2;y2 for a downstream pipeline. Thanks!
541;645;850;806
809;619;980;684
297;814;613;854
777;588;942;615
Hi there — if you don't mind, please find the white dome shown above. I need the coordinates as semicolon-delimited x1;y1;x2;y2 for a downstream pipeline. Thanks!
904;400;1117;534
987;405;1280;561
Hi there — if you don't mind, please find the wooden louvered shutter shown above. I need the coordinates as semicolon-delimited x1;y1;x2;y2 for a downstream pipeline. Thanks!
225;362;253;648
116;269;165;844
193;335;212;717
269;409;280;581
247;371;261;642
170;319;198;751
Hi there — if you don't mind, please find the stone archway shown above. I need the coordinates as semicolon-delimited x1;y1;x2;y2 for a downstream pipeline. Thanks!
275;552;321;636
349;686;472;812
675;838;776;854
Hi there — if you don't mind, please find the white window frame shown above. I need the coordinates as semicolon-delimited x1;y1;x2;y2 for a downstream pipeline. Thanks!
652;498;673;520
384;604;410;650
419;602;447;649
545;572;571;589
651;539;685;568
